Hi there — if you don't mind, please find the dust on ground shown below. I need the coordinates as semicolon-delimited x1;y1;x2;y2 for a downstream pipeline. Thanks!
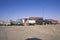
0;24;60;40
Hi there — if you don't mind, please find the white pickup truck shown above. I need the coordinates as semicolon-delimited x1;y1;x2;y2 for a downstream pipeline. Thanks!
27;20;36;25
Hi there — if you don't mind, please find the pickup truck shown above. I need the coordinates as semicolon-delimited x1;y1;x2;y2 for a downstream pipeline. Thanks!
27;20;36;25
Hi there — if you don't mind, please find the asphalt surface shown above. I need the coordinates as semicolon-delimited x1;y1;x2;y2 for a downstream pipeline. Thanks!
0;24;60;40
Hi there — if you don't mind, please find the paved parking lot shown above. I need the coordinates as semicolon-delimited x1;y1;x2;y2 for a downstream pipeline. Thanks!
0;24;60;40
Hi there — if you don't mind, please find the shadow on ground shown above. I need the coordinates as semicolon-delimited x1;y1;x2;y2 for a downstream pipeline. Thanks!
25;38;42;40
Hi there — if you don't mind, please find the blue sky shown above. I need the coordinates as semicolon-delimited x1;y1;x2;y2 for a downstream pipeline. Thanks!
0;0;60;20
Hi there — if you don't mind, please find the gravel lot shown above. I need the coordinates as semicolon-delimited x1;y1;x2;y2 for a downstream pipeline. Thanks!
0;24;60;40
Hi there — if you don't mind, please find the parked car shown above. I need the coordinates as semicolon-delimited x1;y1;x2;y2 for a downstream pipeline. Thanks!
50;19;58;24
36;19;43;25
43;19;51;25
15;19;24;25
43;19;58;25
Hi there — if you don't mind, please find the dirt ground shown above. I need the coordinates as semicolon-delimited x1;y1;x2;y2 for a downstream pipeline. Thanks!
0;24;60;40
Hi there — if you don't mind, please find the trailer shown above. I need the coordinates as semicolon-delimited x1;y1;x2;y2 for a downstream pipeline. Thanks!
0;20;4;26
4;20;11;26
0;20;11;26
